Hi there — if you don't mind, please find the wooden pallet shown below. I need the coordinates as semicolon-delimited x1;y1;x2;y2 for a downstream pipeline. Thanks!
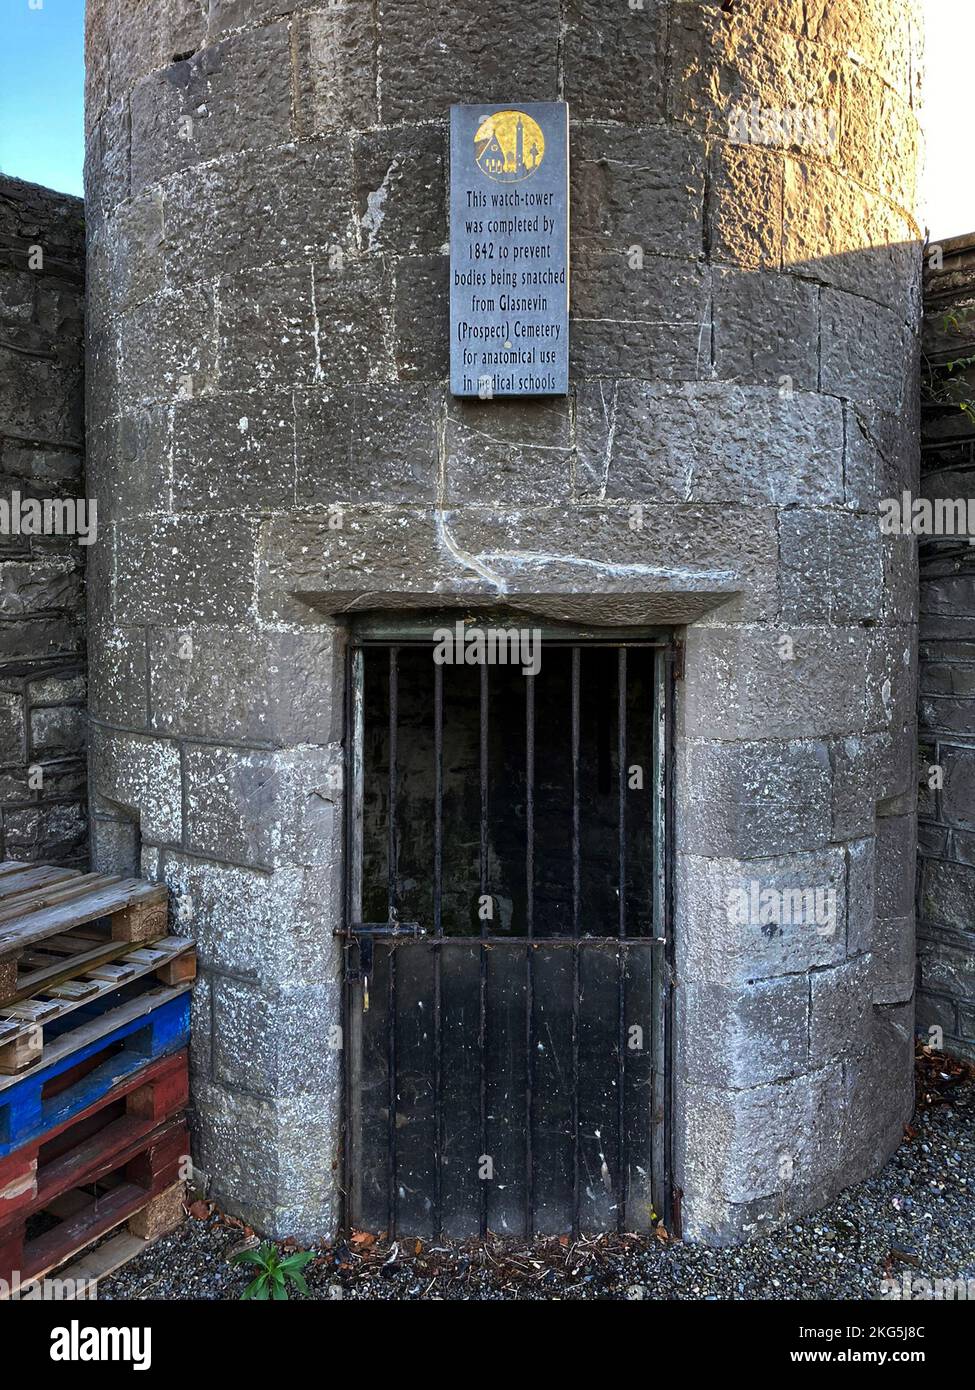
0;985;192;1158
0;864;170;1006
0;1112;188;1293
0;1050;189;1228
0;936;196;1074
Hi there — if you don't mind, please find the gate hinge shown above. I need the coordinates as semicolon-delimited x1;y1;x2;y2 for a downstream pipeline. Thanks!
670;643;686;681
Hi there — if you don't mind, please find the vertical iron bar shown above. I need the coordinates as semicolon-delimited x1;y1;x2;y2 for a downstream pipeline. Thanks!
570;647;581;1238
525;669;535;1237
651;647;667;1220
478;663;489;1239
616;647;627;1232
433;659;444;1238
343;644;365;1231
387;647;398;1236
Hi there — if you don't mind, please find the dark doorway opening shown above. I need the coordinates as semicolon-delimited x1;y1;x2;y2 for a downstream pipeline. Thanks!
341;618;672;1239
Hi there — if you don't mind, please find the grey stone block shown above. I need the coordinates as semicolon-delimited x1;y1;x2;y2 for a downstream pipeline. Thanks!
712;266;819;390
129;26;294;195
165;139;355;287
295;385;439;505
570;253;709;379
172;393;296;511
676;849;847;985
820;287;914;412
445;396;572;505
810;955;873;1063
783;156;921;316
294;2;377;134
149;627;342;746
575;382;844;507
679;975;810;1088
872;914;916;1005
377;0;559;123
875;812;917;919
157;849;343;986
778;509;884;624
917;932;975;1002
846;835;877;955
571;123;704;257
681;738;834;857
680;1063;845;1208
708;141;783;270
88;625;149;729
942;746;975;831
182;743;342;870
682;625;873;740
116;285;218;407
211;976;342;1098
393;254;448;380
90;725;182;845
352;125;446;258
29;706;87;759
114;516;259;625
0;691;26;765
216;263;316;394
563;0;667;124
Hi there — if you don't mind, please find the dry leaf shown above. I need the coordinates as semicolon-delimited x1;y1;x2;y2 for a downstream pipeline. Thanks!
350;1230;376;1248
188;1199;211;1221
655;1223;670;1242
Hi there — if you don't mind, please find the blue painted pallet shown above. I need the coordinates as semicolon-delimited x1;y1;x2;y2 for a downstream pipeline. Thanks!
0;986;191;1158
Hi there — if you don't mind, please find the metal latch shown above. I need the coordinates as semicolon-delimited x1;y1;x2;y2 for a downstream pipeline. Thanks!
335;922;425;1010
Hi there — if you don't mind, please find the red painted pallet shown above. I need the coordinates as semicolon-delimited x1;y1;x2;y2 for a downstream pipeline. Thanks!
0;1049;189;1230
0;1107;189;1292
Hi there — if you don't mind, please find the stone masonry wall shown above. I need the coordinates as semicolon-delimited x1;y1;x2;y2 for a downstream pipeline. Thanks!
85;0;923;1242
0;177;87;868
917;233;975;1062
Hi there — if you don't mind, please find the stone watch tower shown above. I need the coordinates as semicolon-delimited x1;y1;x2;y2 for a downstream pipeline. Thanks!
84;0;924;1242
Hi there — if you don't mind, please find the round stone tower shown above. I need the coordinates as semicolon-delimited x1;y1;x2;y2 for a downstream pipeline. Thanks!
84;0;924;1242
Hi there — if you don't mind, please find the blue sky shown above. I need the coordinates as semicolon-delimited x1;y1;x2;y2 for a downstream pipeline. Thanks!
0;0;971;235
0;0;84;198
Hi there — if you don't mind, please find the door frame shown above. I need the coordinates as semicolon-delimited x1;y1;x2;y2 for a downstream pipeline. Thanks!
338;612;678;1238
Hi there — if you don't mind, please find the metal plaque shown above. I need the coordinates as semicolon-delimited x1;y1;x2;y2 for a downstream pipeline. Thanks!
449;102;569;398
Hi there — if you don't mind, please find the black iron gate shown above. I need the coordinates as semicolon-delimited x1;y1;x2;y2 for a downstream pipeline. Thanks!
340;619;673;1239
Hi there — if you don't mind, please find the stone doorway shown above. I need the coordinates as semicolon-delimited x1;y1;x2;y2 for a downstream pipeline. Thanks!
341;618;673;1237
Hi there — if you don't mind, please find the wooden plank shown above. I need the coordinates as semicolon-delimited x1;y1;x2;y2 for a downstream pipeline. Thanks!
58;1231;150;1295
0;988;191;1152
0;1052;188;1228
0;862;36;880
128;1181;185;1240
0;880;168;962
0;941;195;1065
0;866;78;903
0;874;121;928
13;937;141;1000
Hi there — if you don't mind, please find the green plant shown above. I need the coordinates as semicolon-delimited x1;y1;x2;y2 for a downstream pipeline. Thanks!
233;1242;315;1300
922;309;975;428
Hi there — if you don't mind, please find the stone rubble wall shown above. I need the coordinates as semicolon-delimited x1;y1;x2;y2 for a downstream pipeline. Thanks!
0;177;87;868
84;0;924;1242
917;233;975;1063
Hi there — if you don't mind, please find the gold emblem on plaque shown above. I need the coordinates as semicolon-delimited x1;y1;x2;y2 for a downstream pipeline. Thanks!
474;110;545;183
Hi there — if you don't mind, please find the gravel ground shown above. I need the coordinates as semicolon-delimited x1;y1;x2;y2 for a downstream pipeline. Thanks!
100;1050;975;1301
